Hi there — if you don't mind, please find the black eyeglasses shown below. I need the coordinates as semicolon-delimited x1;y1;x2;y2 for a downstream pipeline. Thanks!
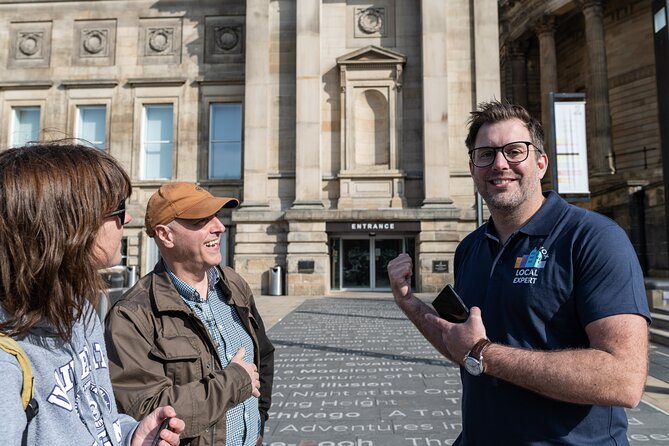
106;199;126;226
468;141;540;168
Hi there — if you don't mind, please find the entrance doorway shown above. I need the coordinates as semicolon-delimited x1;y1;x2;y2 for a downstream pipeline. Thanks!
330;236;415;291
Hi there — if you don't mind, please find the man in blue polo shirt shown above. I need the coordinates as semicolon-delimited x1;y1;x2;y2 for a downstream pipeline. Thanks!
388;101;651;445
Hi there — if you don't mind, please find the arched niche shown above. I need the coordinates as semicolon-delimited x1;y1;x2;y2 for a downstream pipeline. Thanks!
354;88;389;168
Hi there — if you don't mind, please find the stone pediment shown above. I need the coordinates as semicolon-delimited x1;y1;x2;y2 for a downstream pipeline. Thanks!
336;45;406;67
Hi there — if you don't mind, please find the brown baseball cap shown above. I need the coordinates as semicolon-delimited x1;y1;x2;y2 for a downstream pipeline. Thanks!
145;182;239;237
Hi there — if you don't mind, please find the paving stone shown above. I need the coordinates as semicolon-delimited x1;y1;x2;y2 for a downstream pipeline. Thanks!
263;297;669;445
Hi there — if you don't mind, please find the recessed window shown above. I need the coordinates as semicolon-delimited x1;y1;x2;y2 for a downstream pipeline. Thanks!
209;103;242;179
76;105;107;149
11;106;40;147
141;104;174;179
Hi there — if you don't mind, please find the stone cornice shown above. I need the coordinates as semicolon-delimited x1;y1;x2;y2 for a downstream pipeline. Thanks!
502;0;577;41
126;78;186;87
231;207;477;223
60;80;118;89
0;81;52;90
283;207;468;222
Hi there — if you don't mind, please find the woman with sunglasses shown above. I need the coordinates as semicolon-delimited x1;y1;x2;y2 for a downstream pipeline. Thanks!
0;142;185;446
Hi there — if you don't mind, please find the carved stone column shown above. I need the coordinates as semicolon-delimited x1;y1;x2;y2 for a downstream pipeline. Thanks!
579;0;615;175
286;0;328;296
534;15;558;141
420;0;453;208
293;0;323;208
234;0;273;295
242;0;270;207
473;0;501;102
508;41;529;109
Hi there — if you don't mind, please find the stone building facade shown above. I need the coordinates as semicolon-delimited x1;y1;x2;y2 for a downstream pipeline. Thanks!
0;1;501;295
3;0;664;295
499;0;668;277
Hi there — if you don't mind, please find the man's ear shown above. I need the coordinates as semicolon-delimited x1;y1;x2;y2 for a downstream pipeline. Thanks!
154;224;174;248
537;151;549;180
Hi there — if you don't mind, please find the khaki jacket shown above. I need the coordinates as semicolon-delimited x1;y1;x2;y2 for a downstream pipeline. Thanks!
104;262;274;446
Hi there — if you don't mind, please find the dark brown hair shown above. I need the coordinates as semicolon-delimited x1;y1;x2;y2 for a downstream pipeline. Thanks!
465;100;545;153
0;142;131;340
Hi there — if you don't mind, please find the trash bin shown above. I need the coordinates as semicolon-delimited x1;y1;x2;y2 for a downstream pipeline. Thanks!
110;273;124;289
127;265;138;287
269;265;283;296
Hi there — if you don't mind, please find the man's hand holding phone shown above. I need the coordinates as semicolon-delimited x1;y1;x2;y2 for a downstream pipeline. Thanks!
426;284;489;364
432;284;469;323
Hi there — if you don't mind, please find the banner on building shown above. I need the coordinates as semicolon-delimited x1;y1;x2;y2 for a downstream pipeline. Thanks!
550;93;590;196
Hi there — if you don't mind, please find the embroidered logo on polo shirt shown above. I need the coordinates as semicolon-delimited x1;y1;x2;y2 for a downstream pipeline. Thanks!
512;246;548;284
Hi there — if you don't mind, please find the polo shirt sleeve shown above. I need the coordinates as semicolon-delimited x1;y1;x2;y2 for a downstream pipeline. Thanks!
572;218;650;327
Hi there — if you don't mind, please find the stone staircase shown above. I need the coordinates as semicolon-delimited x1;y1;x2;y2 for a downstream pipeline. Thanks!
650;306;669;347
646;278;669;347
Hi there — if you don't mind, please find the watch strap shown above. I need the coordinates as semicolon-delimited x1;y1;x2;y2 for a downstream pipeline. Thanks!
469;338;492;359
465;338;492;374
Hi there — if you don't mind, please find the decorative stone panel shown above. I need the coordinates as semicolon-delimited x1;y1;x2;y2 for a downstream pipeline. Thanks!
355;7;386;38
138;18;182;65
8;21;52;68
346;1;396;48
205;16;245;64
73;20;116;66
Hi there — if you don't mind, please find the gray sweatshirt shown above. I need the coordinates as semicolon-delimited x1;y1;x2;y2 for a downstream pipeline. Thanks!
0;304;138;446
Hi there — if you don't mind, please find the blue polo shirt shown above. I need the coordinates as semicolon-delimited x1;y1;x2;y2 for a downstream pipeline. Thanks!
453;191;650;445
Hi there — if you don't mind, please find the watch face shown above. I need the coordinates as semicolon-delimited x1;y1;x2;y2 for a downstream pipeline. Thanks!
464;356;483;376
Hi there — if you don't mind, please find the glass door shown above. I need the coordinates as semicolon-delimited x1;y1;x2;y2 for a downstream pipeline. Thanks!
374;238;403;289
330;236;410;291
342;239;371;288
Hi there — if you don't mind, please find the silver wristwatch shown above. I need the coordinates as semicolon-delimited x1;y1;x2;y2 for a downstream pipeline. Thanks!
463;338;492;376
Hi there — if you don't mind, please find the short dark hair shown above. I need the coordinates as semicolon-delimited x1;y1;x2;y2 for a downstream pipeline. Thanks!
465;100;544;153
0;142;131;341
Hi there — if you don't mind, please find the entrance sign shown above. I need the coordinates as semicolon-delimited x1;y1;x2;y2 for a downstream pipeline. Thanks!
326;221;420;233
549;93;590;197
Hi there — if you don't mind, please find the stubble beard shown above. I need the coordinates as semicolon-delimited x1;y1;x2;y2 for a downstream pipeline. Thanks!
476;175;541;216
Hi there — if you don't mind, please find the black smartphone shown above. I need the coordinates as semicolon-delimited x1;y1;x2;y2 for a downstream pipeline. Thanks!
151;417;172;446
431;284;469;323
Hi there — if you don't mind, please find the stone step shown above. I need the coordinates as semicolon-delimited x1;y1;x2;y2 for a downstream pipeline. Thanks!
650;308;669;347
651;309;669;331
650;326;669;348
654;306;669;316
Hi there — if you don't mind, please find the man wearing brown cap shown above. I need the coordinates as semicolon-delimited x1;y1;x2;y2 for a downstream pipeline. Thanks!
104;182;274;446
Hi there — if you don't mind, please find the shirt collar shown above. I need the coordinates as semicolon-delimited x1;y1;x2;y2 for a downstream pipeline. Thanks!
518;190;567;236
163;259;220;303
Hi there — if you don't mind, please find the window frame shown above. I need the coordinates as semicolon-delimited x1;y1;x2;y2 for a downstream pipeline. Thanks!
208;102;243;180
198;87;244;184
139;102;176;181
10;105;42;147
74;104;108;150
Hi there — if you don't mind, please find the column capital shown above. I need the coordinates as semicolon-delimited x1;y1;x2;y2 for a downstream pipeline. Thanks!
576;0;607;13
533;15;556;36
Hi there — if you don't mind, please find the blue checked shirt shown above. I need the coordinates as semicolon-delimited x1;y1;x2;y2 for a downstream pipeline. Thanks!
166;262;260;446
